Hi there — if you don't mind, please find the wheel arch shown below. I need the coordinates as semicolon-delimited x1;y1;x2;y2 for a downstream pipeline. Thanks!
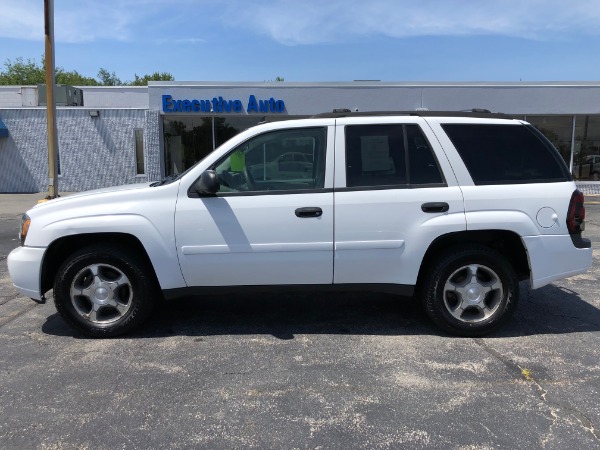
41;233;159;296
416;230;530;292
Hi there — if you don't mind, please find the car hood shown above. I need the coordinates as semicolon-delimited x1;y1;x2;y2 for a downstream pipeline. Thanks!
29;183;153;212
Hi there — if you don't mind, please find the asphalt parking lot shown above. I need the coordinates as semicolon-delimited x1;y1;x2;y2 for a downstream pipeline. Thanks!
1;194;599;449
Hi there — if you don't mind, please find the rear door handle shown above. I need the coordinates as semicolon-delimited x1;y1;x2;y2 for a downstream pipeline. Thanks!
421;202;449;213
295;207;323;218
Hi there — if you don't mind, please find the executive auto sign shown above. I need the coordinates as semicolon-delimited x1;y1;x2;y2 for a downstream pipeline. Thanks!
162;94;286;114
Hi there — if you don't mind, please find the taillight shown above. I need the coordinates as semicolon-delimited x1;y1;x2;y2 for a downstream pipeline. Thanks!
566;190;585;234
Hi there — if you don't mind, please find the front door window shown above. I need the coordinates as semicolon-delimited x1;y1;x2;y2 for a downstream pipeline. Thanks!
212;127;327;193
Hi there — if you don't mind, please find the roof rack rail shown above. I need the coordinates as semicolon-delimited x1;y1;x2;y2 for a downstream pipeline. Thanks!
257;116;301;125
460;108;492;113
311;109;513;119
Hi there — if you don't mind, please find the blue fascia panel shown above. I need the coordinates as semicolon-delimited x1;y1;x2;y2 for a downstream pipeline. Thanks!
0;118;8;138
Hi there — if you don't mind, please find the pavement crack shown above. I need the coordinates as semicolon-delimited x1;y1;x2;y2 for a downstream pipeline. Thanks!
473;338;600;445
0;295;20;306
0;301;39;328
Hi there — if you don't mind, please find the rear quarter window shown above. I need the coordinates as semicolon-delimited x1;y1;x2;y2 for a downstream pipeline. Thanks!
442;124;571;185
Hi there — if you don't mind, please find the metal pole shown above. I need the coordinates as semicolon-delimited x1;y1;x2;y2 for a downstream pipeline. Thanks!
44;0;59;198
211;115;216;151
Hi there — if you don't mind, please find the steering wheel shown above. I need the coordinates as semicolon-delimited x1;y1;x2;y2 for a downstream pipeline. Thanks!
242;166;256;191
218;170;235;189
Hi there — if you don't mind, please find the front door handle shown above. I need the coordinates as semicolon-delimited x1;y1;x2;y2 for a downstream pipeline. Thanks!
295;207;323;218
421;202;449;213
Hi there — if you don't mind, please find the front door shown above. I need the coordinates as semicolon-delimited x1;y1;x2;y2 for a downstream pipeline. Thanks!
175;125;335;287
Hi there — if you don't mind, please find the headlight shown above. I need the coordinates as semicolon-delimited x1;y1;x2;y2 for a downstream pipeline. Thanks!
20;214;31;246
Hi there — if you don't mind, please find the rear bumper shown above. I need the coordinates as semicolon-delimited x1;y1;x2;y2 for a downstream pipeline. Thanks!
523;235;593;289
7;246;46;301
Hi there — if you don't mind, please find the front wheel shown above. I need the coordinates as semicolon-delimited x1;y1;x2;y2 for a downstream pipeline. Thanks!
53;244;157;337
422;246;519;336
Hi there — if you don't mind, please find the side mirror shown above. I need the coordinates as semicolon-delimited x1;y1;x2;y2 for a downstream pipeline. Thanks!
194;170;220;196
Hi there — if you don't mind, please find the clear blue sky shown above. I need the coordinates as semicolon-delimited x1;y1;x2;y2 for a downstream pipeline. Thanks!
1;0;600;83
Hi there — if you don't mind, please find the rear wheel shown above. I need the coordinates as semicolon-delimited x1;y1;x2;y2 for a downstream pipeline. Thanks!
422;246;519;336
54;244;157;337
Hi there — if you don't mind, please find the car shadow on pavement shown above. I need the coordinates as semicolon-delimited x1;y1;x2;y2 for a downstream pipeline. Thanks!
493;283;600;338
40;282;600;339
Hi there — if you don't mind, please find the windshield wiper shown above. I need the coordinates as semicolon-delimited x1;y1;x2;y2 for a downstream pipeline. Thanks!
150;174;178;187
150;164;197;187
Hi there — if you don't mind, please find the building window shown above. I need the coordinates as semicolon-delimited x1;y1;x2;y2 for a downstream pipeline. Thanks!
56;149;62;176
162;115;304;176
574;115;600;181
134;129;145;175
525;116;573;168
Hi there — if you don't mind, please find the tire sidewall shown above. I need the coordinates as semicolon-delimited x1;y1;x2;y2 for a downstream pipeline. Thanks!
425;248;518;336
54;246;154;337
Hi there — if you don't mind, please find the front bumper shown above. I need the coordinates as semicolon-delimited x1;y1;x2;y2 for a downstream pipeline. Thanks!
7;246;46;301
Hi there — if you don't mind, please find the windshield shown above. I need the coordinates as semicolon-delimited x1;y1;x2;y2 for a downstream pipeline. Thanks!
151;151;214;186
150;165;194;186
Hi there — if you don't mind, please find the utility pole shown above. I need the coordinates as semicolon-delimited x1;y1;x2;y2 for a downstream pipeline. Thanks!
44;0;59;199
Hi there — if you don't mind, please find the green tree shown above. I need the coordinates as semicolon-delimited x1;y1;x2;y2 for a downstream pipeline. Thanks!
0;57;44;84
97;68;123;86
56;68;99;86
1;57;175;86
0;57;100;85
130;71;175;86
97;68;175;86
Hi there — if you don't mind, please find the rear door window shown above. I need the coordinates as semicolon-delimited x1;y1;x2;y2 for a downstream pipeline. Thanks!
345;124;444;188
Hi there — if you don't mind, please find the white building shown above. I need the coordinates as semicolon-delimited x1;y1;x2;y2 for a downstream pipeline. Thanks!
1;81;599;192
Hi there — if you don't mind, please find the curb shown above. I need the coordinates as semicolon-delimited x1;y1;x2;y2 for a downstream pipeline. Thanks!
585;194;600;204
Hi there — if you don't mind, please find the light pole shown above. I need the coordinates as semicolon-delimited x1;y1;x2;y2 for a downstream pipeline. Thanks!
211;108;216;151
44;0;59;199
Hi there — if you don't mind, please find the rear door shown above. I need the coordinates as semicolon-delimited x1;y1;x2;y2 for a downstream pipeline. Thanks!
333;116;466;288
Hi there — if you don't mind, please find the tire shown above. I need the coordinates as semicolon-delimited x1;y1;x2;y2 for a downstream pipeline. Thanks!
422;245;519;337
53;243;158;337
592;171;599;181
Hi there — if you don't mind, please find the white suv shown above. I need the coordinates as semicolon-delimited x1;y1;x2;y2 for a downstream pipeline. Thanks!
8;111;593;337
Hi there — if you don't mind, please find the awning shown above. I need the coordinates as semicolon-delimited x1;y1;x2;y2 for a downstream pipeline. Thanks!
0;118;8;138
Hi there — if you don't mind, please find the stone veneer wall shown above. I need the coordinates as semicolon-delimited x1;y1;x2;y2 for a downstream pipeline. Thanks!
0;108;161;192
